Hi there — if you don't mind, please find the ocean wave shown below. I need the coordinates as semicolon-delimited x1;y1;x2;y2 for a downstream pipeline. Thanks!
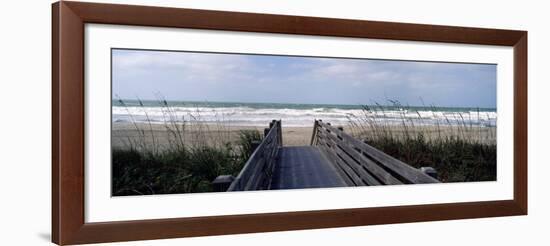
112;106;497;127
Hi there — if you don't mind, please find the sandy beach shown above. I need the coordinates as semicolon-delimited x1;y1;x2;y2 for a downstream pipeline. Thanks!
112;121;496;150
112;122;316;149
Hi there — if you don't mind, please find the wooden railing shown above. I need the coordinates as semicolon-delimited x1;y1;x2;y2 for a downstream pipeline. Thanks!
311;120;439;186
227;120;282;191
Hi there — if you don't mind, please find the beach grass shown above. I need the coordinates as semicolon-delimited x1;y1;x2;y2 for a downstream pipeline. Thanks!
112;97;262;196
347;101;497;182
113;97;497;195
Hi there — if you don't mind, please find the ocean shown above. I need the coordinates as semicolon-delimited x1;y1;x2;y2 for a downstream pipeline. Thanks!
112;100;497;127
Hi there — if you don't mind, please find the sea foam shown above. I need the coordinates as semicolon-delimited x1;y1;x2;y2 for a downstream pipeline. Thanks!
112;105;497;127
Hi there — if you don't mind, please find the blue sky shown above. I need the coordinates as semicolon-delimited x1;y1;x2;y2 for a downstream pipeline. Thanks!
112;49;497;108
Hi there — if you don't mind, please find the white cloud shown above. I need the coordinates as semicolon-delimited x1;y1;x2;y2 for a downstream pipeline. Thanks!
112;49;496;107
113;50;256;83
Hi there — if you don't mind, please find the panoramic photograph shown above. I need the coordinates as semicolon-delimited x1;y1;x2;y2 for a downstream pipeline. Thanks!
111;48;497;196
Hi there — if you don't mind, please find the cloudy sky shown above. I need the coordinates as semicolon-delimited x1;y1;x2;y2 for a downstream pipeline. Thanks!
112;49;497;108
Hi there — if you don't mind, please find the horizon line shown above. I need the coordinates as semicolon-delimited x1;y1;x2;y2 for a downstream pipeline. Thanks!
112;98;497;110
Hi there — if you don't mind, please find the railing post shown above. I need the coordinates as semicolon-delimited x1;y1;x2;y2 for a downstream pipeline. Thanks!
212;175;235;192
277;120;282;147
419;167;438;179
310;120;318;146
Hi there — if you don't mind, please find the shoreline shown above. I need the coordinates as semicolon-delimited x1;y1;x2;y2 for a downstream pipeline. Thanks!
112;122;496;150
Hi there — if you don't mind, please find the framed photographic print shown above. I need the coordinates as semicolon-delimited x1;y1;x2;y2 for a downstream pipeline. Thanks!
52;1;527;245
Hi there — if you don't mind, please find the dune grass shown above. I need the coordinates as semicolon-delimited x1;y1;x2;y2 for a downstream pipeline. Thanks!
112;97;262;196
347;101;496;182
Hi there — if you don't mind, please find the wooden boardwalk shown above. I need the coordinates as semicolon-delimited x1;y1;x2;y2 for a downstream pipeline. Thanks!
219;120;440;192
270;146;347;190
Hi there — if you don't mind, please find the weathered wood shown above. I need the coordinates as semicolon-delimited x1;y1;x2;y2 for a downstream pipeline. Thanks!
420;167;438;179
319;142;358;186
312;120;439;185
315;134;356;186
228;120;282;191
319;131;367;186
232;119;436;191
320;121;438;184
270;146;347;189
331;142;381;185
246;157;266;190
310;119;319;145
318;126;402;185
212;175;235;192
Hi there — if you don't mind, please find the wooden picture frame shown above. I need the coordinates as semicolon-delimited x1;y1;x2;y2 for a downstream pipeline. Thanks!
52;1;527;245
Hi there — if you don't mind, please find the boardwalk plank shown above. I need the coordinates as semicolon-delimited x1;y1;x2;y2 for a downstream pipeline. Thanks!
270;146;347;190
